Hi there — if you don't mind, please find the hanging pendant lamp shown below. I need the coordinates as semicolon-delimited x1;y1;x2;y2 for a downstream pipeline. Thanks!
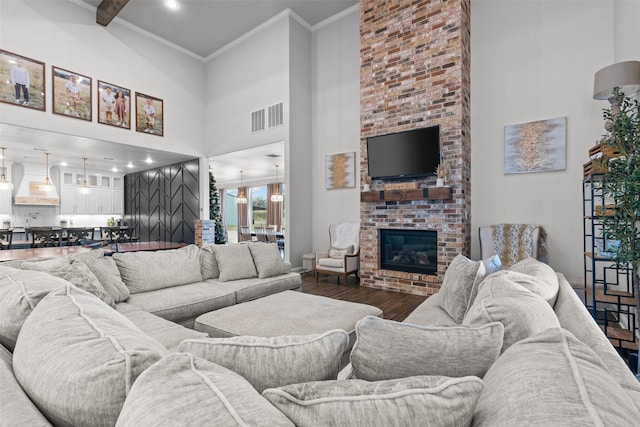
237;170;247;204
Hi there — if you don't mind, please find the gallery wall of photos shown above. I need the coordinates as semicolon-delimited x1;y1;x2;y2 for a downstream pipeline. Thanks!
0;49;164;137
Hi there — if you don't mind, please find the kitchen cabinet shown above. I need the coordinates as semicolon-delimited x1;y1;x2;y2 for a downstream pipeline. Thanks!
60;169;124;215
0;188;11;215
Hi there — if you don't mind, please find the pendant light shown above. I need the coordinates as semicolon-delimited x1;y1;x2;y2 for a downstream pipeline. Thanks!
0;147;13;190
237;170;247;204
80;157;90;194
270;164;283;202
41;152;54;192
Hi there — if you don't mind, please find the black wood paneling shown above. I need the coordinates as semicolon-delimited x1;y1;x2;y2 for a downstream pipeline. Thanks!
124;159;199;244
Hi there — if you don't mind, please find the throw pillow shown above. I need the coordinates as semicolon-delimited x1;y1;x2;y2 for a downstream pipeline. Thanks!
12;285;167;427
0;266;70;351
262;375;484;427
473;328;640;426
463;274;560;352
21;256;70;271
179;329;348;393
69;248;105;262
329;245;354;259
116;353;294;427
508;257;559;305
248;242;289;279
113;244;203;293
214;244;258;282
482;254;502;275
200;244;219;279
351;316;503;380
46;261;115;307
79;257;130;303
439;254;486;323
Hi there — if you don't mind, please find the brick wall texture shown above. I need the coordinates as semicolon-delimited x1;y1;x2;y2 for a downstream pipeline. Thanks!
360;0;471;296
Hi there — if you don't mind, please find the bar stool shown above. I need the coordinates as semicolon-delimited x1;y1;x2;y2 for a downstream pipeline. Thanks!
0;229;12;250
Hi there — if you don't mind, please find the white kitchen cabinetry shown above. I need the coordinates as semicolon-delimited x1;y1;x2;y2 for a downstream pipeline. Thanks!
0;188;11;215
60;169;124;215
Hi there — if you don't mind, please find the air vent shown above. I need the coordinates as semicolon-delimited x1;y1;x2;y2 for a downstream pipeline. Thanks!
268;102;284;128
251;109;266;133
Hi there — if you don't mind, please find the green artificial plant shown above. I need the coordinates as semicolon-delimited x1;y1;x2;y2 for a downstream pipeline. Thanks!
597;87;640;353
209;171;226;244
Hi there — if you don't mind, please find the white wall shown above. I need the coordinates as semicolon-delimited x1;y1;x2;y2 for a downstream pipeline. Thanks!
311;8;361;252
0;0;206;157
470;0;640;284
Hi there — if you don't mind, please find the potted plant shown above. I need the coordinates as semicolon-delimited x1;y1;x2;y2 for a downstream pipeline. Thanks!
2;219;9;230
60;219;68;228
435;159;450;187
597;87;640;376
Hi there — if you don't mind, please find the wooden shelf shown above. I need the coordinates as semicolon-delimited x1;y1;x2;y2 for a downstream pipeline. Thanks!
361;187;452;202
587;286;636;306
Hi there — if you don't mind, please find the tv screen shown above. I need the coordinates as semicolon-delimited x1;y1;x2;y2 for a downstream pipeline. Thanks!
366;125;440;180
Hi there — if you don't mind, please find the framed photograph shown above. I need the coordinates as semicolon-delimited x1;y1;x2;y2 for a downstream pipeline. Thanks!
326;152;356;189
52;66;92;121
0;49;45;111
504;116;566;174
135;92;163;136
98;80;131;129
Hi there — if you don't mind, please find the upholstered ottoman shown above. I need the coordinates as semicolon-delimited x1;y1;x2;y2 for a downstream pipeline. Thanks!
194;290;383;365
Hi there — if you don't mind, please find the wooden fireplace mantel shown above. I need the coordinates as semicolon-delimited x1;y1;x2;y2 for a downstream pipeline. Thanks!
360;187;452;202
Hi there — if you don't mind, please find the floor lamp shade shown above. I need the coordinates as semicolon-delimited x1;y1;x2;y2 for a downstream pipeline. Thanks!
593;61;640;100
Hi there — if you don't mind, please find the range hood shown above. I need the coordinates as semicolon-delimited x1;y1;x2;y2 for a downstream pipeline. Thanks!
13;163;60;205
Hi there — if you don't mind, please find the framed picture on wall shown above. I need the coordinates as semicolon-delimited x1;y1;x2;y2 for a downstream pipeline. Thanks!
326;152;356;189
52;66;92;121
98;80;131;129
135;92;164;136
504;116;566;174
0;49;46;111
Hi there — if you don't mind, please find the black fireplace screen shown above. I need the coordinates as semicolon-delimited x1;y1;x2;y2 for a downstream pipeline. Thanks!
379;229;437;275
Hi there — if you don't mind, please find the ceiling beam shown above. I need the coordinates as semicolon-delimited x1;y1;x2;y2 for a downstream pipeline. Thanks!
96;0;129;27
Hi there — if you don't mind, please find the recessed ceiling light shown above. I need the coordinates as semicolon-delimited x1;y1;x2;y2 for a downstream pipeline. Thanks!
60;161;68;167
165;0;179;10
127;162;134;168
112;166;118;172
145;157;153;164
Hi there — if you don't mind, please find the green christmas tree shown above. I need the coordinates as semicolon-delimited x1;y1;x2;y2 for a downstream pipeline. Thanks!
209;172;226;244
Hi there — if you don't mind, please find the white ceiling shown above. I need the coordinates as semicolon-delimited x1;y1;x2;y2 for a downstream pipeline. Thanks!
209;141;285;188
81;0;358;59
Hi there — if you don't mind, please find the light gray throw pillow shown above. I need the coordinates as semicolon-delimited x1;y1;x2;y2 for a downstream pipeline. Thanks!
12;285;167;427
0;266;70;351
439;254;486;323
508;257;559;305
179;330;348;393
113;244;203;293
116;352;294;427
464;274;560;352
263;375;484;427
248;242;289;279
215;244;258;282
473;328;640;426
200;244;220;279
21;256;71;271
351;316;503;380
80;256;130;303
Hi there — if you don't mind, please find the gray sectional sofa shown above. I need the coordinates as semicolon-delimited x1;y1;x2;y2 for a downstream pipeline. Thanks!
1;247;639;426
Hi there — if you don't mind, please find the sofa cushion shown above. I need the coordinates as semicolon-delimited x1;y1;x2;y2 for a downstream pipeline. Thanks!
179;330;348;393
200;244;220;279
463;274;560;352
508;257;559;305
0;344;53;427
125;281;236;323
473;328;640;426
439;254;486;323
401;293;457;326
12;285;167;427
351;316;503;381
21;256;71;271
215;244;259;282
248;242;289;278
0;266;70;351
116;352;294;427
317;257;344;268
113;244;203;293
263;375;484;427
80;256;130;303
122;310;208;352
30;260;116;307
70;248;105;262
206;272;302;304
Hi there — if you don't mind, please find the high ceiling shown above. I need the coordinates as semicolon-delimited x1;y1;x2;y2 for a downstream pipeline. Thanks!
82;0;358;59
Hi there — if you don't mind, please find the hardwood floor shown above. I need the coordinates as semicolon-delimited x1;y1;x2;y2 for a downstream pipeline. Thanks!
301;273;428;322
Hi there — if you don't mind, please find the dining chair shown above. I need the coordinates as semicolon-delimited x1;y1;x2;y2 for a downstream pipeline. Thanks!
100;226;120;243
118;226;138;243
254;227;267;243
0;229;12;250
265;228;278;244
65;227;95;246
30;227;63;248
238;226;252;242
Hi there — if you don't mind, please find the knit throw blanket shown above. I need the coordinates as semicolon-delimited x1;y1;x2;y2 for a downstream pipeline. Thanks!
492;224;547;266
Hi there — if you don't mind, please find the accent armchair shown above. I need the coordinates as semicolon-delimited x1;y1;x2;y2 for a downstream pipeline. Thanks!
479;223;547;267
315;222;360;284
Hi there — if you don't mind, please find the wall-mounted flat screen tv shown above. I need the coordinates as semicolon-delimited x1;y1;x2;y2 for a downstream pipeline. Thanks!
366;125;440;180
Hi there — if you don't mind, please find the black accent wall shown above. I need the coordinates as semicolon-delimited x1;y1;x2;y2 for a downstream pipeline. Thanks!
124;159;199;244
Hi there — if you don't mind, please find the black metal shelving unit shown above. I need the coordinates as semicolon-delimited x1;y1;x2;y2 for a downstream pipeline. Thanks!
583;175;637;355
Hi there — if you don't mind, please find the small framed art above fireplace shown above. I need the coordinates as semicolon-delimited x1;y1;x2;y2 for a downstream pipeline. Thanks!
379;228;437;275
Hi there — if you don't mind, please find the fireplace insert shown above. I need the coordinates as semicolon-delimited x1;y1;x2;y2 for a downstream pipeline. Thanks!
379;229;437;275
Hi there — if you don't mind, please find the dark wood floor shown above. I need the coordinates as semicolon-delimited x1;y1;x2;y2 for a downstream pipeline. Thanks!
301;273;428;322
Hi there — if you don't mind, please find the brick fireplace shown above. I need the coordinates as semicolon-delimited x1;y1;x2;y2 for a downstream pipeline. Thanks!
359;0;471;296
